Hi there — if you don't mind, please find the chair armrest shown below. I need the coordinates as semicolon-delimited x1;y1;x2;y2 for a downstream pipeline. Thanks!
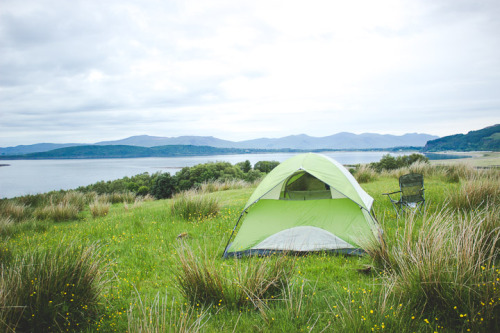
382;191;401;196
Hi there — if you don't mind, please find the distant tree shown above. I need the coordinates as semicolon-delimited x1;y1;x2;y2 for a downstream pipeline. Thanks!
244;169;264;182
370;153;429;172
254;161;280;173
151;173;177;199
236;160;252;173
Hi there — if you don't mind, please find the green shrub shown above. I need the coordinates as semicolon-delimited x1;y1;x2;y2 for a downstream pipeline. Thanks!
236;160;252;173
254;161;280;173
0;242;109;332
371;153;429;172
151;172;177;199
175;162;245;191
170;191;220;221
137;186;149;196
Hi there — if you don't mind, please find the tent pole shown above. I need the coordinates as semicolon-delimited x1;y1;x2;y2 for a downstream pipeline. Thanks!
222;212;245;258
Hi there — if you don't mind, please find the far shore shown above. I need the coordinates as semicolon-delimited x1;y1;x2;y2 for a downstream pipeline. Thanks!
429;151;500;167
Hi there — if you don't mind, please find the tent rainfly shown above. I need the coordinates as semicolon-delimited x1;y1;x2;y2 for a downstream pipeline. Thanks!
223;153;381;258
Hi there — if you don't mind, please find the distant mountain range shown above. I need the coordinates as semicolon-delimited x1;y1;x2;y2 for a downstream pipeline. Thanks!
423;124;499;152
0;132;438;156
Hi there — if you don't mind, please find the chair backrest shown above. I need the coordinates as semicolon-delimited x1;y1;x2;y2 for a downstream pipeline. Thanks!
399;173;424;203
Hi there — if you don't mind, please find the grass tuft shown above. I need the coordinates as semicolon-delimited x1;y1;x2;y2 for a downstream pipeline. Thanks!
447;175;500;210
364;207;500;331
353;165;378;183
0;242;110;332
170;190;220;221
89;199;111;218
173;244;293;310
127;290;209;333
33;201;80;222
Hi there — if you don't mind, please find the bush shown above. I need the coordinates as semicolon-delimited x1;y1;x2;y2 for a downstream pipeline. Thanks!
175;162;245;190
151;172;177;199
170;191;220;221
254;161;280;173
0;242;109;332
236;160;252;173
371;153;429;172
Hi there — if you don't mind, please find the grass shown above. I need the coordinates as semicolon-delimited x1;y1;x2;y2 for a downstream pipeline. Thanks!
1;164;499;332
0;241;109;332
170;190;220;221
173;244;293;312
127;290;209;332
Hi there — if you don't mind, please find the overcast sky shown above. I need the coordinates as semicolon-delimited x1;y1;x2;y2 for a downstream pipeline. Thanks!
1;0;499;147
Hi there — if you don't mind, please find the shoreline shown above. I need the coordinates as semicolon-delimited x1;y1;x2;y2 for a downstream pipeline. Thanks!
429;151;500;167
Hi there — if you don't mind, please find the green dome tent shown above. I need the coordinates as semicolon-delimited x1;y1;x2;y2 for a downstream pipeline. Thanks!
223;153;381;257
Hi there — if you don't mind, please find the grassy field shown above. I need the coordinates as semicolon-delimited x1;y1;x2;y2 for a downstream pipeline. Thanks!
1;162;499;332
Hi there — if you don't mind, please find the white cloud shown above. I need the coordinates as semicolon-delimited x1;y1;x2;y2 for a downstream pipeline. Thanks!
0;0;499;146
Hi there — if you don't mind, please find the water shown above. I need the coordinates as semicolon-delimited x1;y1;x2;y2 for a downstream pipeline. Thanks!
0;151;413;198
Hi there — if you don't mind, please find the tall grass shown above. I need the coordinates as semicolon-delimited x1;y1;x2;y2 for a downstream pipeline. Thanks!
33;201;81;222
89;199;111;218
447;175;500;210
0;242;110;332
173;245;294;310
362;207;500;331
353;164;378;183
170;190;220;221
127;290;209;333
199;179;255;193
100;191;136;204
0;201;28;222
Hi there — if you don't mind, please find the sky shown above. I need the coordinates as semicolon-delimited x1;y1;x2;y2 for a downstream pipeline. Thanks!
1;0;499;147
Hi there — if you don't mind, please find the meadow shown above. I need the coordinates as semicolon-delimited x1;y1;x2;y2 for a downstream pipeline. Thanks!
0;158;499;332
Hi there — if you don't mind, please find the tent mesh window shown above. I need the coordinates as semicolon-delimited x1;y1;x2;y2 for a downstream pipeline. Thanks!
280;172;332;200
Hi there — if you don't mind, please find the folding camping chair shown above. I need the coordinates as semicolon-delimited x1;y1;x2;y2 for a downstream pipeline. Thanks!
383;173;425;218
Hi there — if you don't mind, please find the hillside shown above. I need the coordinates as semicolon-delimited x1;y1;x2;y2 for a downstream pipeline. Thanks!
0;145;300;160
423;124;500;152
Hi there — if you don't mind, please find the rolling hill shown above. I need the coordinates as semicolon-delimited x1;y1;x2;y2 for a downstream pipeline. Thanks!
423;124;500;152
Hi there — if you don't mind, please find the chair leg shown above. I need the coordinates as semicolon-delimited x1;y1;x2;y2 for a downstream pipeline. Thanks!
389;201;400;218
